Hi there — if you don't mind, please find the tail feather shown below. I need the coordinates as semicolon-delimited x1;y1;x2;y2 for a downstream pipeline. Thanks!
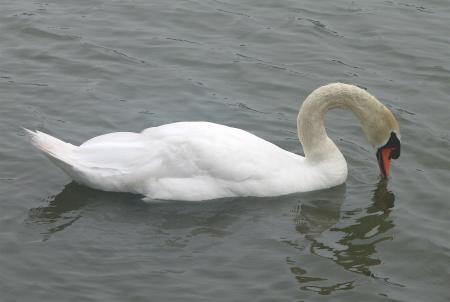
25;128;77;174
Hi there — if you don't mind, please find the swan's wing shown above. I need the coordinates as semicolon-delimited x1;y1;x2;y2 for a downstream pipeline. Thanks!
139;122;301;181
75;132;149;173
137;122;306;200
74;122;292;177
69;122;304;197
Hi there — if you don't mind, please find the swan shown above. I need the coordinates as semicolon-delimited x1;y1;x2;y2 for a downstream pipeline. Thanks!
26;83;401;201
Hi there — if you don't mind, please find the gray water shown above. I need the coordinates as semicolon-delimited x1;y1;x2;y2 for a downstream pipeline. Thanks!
1;0;449;301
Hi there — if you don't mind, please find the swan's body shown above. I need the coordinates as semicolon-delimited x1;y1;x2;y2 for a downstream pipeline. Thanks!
27;83;401;201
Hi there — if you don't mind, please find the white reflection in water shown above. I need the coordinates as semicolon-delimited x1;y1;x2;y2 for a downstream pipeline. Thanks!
288;180;402;295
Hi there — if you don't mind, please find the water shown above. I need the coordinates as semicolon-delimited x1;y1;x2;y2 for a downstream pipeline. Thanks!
1;0;449;301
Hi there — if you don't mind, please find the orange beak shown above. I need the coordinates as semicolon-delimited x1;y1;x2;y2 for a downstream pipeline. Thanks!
377;147;396;178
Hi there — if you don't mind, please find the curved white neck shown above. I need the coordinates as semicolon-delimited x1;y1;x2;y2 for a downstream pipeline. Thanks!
297;83;382;161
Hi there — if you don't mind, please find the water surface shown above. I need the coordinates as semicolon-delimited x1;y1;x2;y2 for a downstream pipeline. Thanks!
1;0;449;301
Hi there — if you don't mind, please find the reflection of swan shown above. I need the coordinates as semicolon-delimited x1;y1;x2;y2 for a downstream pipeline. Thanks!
289;180;397;294
317;180;395;276
26;183;113;240
26;83;400;201
369;179;395;213
26;182;248;240
292;185;346;238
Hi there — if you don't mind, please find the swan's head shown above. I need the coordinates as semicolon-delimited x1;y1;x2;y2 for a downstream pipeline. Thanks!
298;83;401;179
362;105;401;179
375;131;401;178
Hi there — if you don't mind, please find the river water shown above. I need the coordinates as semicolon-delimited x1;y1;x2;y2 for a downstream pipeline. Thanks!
1;0;449;301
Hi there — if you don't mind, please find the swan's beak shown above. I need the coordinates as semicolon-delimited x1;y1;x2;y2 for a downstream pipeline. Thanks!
377;147;394;178
376;133;401;179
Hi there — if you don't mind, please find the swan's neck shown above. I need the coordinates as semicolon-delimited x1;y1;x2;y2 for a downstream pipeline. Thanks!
297;83;381;161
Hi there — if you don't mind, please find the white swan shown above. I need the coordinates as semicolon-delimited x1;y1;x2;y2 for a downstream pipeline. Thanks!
26;83;401;201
